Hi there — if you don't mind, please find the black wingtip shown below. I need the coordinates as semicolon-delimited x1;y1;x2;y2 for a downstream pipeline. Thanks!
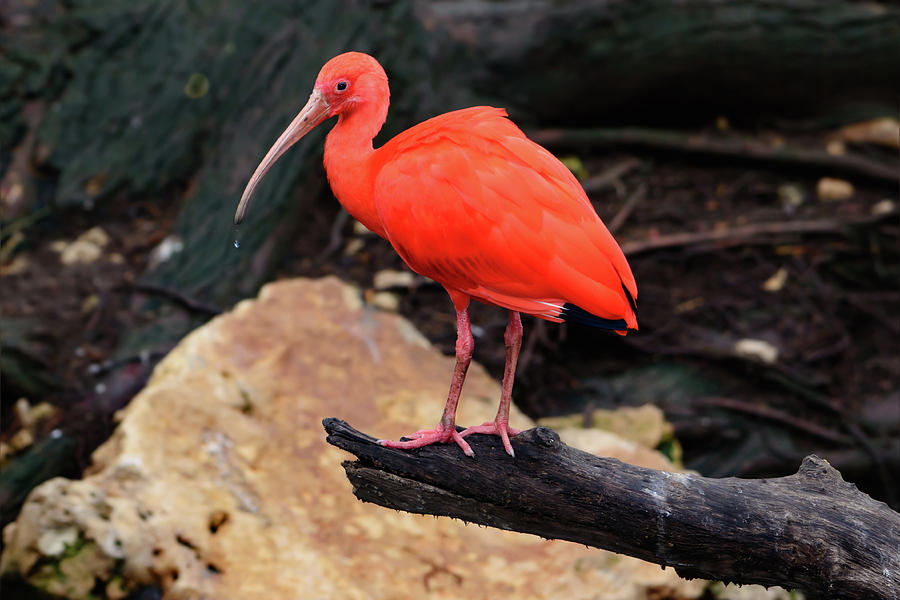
622;284;638;314
561;303;629;331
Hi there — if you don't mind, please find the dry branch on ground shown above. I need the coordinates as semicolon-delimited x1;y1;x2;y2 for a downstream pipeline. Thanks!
324;418;900;600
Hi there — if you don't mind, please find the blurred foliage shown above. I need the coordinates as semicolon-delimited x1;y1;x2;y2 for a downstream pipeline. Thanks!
0;318;57;396
2;0;468;307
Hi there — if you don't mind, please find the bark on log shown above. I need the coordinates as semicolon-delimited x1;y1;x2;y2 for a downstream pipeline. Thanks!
323;418;900;600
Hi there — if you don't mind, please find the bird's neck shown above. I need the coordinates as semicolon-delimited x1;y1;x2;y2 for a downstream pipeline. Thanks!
323;102;388;238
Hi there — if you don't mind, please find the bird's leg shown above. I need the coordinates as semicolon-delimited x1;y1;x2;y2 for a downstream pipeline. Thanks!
378;308;476;456
460;311;523;456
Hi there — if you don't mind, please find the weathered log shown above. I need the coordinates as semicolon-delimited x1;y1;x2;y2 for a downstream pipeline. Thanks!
421;0;900;123
324;418;900;600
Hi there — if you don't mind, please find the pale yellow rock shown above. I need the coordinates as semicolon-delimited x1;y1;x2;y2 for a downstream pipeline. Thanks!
815;177;854;202
540;404;672;450
343;237;365;256
710;581;803;599
825;138;846;156
0;254;29;276
762;266;788;292
872;199;896;216
9;428;34;452
2;277;711;600
837;117;900;149
373;268;415;290
734;338;779;364
556;428;674;471
57;226;111;265
369;290;400;312
14;398;33;428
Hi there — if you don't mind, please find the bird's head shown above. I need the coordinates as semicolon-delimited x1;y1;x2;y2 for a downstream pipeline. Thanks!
234;52;388;224
315;52;388;118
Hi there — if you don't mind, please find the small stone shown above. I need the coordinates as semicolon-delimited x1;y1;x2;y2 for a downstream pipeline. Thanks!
674;297;705;314
84;173;109;197
872;199;896;215
777;184;804;213
816;177;854;202
825;138;846;155
0;442;12;466
370;291;400;312
82;294;100;313
343;238;365;256
146;235;183;269
838;118;900;149
0;255;29;276
10;428;33;452
14;398;32;428
762;267;788;292
80;227;110;248
352;220;374;235
734;338;779;364
373;269;415;290
57;226;111;265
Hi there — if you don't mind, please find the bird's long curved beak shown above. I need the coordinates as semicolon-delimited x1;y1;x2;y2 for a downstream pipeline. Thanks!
234;89;330;224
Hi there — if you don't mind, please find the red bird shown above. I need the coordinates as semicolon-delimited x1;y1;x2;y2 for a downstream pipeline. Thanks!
235;52;637;457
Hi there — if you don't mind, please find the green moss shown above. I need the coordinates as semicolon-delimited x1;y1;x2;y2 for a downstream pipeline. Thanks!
61;535;91;560
26;534;116;599
655;437;684;467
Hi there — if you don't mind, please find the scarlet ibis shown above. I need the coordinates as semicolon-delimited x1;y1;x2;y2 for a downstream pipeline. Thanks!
236;52;637;457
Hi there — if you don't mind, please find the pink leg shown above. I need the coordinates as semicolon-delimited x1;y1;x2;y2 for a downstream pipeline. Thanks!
378;308;476;456
460;311;523;456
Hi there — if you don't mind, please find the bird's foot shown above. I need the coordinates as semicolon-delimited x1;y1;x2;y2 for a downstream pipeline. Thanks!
378;424;474;457
459;421;521;457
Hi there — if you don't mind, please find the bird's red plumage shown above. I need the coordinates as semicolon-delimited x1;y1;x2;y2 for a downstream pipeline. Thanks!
360;106;637;328
237;52;640;456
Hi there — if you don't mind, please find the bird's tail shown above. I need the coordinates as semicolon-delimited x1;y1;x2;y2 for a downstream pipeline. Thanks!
562;284;638;335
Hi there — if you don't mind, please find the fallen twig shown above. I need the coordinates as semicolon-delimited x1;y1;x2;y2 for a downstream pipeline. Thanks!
696;396;852;445
607;184;646;234
531;127;898;184
621;209;897;256
129;282;223;316
581;157;643;195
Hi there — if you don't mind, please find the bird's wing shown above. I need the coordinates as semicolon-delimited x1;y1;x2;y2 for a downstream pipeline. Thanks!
372;107;637;325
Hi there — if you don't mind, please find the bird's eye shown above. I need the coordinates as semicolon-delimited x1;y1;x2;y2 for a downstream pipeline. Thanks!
335;80;349;92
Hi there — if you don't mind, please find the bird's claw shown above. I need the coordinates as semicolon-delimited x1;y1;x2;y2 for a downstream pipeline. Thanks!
378;425;475;457
459;421;520;457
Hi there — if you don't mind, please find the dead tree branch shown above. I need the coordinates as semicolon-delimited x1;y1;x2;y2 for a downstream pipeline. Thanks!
323;418;900;600
620;209;897;256
530;127;899;185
